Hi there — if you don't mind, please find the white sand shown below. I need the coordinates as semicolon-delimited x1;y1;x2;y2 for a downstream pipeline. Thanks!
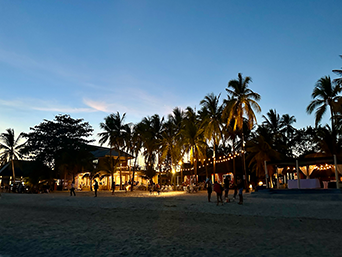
0;190;342;257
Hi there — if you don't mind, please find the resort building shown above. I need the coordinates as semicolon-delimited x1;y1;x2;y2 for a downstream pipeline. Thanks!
74;146;155;191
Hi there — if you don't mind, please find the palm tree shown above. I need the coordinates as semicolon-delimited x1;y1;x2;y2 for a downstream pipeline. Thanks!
224;73;261;131
96;156;120;192
262;109;286;154
126;124;143;191
280;114;296;138
0;128;25;184
200;93;223;179
138;114;164;172
314;125;342;156
181;107;207;180
332;55;342;86
98;112;130;190
161;108;184;188
280;114;297;157
262;109;282;137
306;76;342;129
246;126;281;179
224;73;261;190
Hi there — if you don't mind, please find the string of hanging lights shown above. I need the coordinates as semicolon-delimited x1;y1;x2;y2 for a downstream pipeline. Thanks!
181;150;246;171
284;164;333;171
315;164;333;170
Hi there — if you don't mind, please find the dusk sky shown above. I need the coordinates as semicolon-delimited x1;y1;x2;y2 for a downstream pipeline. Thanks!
1;0;341;142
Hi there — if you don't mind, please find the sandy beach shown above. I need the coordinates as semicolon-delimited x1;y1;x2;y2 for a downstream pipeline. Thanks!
0;190;342;257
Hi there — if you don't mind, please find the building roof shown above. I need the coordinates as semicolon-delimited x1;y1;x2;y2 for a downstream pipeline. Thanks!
0;160;51;177
90;145;134;160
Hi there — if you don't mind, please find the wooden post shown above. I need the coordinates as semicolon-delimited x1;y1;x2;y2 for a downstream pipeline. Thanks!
334;155;340;189
264;161;268;188
296;160;300;189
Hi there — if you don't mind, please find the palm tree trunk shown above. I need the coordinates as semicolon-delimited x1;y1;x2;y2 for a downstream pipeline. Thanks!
242;133;249;192
213;139;216;182
110;149;115;194
205;152;208;179
194;146;198;181
11;158;15;185
131;154;138;192
118;152;122;190
330;107;337;154
232;136;236;177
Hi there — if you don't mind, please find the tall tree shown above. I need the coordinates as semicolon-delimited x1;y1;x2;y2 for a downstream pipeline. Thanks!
126;124;143;191
246;126;281;178
262;109;283;137
137;114;164;171
306;76;341;129
332;55;342;86
161;108;184;188
98;112;130;190
0;128;25;184
314;125;342;157
224;73;261;190
280;114;297;157
261;109;286;155
224;73;261;131
280;114;297;139
24;115;94;183
200;93;223;179
182;107;207;180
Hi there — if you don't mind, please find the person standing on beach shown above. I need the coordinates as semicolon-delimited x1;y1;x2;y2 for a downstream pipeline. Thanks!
237;176;243;205
214;181;223;206
205;178;213;202
94;180;99;197
224;176;230;203
70;181;76;196
112;180;115;195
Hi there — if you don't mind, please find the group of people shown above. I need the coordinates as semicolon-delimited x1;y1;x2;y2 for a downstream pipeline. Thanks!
149;182;161;195
206;175;244;205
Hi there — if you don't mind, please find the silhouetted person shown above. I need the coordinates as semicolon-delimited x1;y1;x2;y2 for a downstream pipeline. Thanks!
94;180;99;197
18;183;23;193
205;178;212;202
214;181;223;206
112;180;115;195
156;183;161;195
70;181;76;196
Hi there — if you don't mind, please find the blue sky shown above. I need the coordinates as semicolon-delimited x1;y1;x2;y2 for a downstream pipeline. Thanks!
0;0;341;142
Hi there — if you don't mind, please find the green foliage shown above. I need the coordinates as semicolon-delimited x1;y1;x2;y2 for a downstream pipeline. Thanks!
0;128;25;166
98;112;130;152
0;128;26;180
306;76;342;127
140;166;157;182
224;73;261;131
23;114;94;177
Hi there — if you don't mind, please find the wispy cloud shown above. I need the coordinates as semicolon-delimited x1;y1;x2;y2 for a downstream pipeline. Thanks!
83;86;176;120
0;98;97;113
